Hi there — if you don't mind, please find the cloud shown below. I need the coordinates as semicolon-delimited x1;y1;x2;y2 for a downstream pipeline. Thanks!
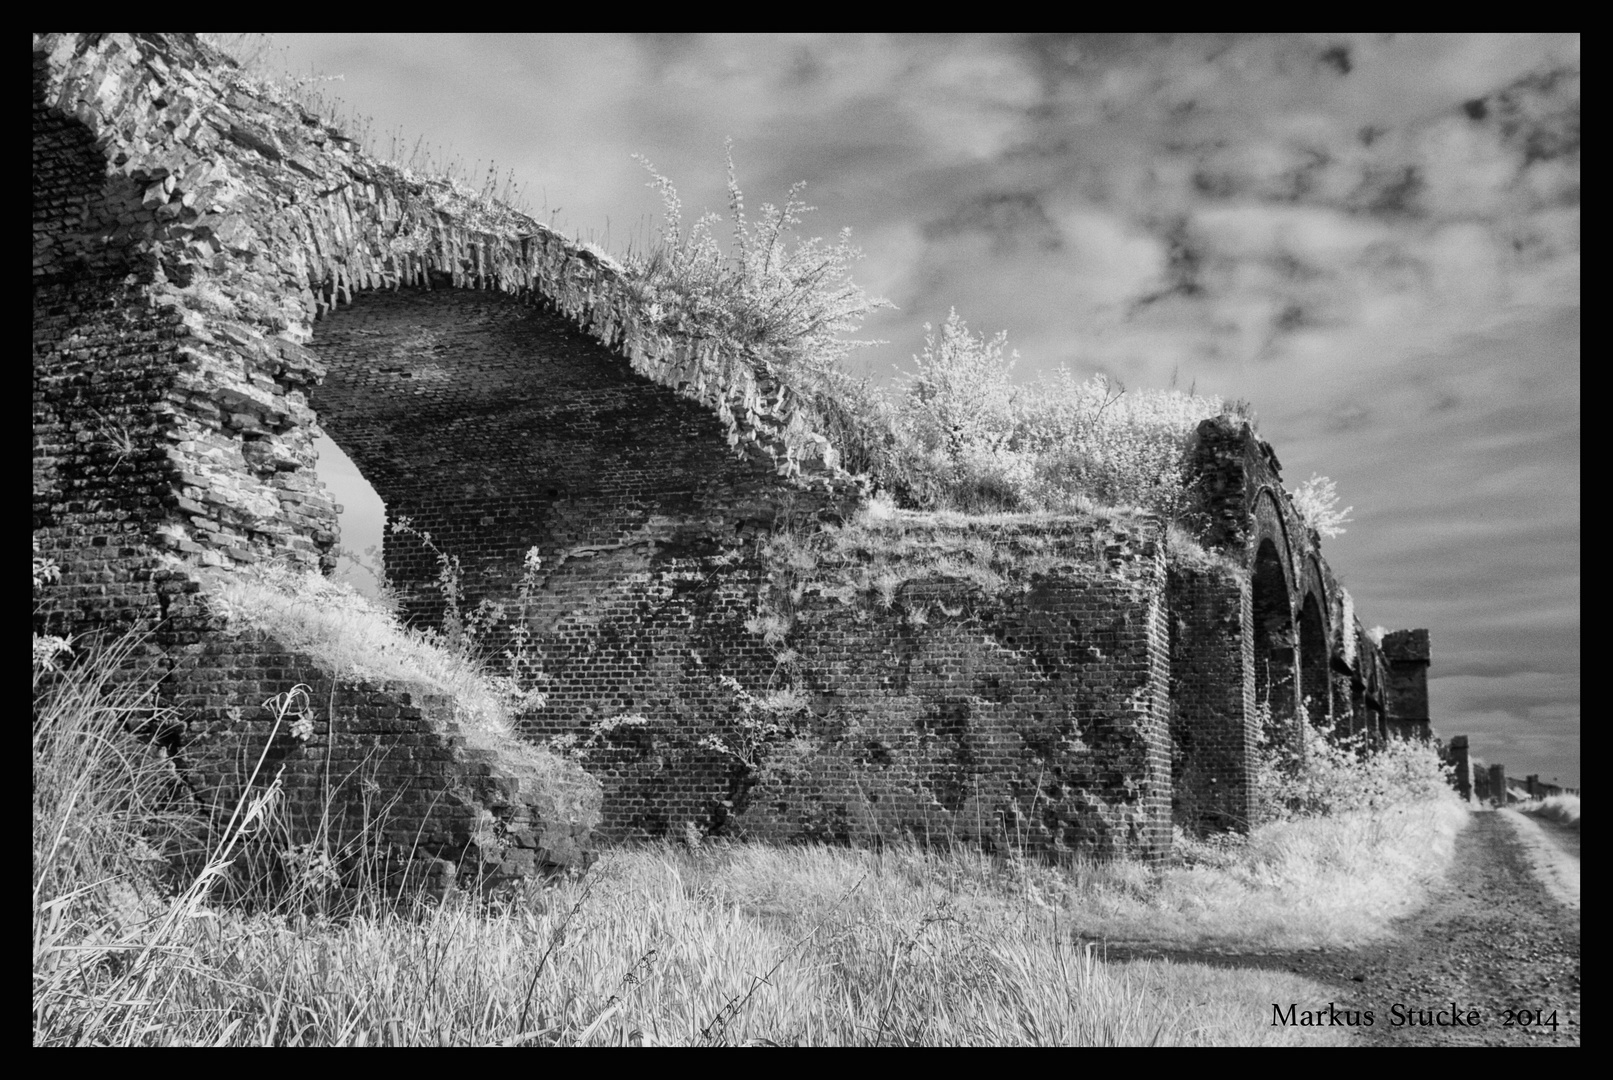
279;33;1579;784
1430;671;1579;785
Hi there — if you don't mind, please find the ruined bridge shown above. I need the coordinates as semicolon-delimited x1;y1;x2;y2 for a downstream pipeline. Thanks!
33;34;1430;880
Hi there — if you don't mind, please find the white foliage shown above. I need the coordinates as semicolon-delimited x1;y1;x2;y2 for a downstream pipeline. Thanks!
1290;473;1353;539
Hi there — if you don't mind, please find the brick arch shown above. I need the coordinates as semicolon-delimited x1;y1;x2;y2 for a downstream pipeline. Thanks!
1249;486;1298;595
1297;587;1330;732
1250;535;1298;752
35;34;853;600
307;282;809;636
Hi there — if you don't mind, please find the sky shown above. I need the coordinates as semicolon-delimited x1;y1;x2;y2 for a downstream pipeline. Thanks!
268;34;1580;789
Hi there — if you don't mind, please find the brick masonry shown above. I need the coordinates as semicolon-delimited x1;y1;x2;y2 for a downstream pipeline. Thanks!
171;627;598;892
33;34;1436;878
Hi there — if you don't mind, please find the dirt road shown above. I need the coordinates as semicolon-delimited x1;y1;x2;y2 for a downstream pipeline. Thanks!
1105;810;1581;1046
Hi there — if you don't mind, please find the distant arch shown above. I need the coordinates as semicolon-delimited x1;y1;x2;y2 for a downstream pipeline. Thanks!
1249;486;1297;599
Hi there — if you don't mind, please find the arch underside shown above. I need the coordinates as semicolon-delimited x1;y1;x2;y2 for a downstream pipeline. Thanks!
310;284;794;633
1249;486;1343;753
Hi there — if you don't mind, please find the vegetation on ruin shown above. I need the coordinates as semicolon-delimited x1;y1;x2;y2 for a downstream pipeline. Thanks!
1252;715;1458;825
202;517;557;740
628;154;1235;523
627;154;1352;564
629;142;891;391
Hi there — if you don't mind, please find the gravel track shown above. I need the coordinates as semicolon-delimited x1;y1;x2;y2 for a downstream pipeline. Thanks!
1100;810;1580;1046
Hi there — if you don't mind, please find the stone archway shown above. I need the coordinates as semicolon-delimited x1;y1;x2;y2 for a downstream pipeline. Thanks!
307;281;795;642
1250;536;1298;754
1298;589;1330;732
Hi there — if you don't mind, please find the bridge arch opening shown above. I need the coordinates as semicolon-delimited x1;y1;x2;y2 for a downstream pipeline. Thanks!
1298;589;1330;733
1251;536;1298;754
302;277;796;676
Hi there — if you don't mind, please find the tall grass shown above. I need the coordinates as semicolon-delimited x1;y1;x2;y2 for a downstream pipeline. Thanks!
34;626;309;1045
38;809;1352;1045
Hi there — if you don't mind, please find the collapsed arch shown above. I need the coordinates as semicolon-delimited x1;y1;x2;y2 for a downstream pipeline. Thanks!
307;280;797;644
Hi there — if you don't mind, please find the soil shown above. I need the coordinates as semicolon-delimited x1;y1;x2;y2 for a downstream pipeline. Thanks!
1098;810;1581;1046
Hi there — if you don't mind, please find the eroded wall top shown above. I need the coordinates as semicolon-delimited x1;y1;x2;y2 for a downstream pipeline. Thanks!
34;33;854;586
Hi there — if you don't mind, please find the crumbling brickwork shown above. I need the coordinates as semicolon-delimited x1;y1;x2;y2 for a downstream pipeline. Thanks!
505;515;1173;859
1167;562;1257;832
33;33;1436;877
171;627;598;891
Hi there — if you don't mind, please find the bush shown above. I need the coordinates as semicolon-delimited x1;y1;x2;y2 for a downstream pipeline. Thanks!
1253;716;1458;825
1290;474;1353;539
630;141;890;396
825;310;1224;519
622;152;1227;524
1519;793;1580;827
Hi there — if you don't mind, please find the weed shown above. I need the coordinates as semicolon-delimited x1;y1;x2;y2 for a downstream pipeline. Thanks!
630;140;890;393
1290;473;1353;539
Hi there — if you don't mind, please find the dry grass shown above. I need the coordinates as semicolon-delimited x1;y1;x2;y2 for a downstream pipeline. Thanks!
37;834;1355;1046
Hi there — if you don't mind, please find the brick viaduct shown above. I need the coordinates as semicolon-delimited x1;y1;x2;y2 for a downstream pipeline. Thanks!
33;34;1432;879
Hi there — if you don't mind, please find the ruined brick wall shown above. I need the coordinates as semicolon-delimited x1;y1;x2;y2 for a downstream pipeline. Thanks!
33;34;340;642
34;34;1437;875
1168;417;1431;831
757;516;1173;859
1382;629;1432;740
35;43;208;637
170;624;598;890
307;284;838;636
513;512;1174;861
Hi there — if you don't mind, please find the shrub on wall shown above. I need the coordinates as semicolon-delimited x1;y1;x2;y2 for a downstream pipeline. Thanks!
1252;716;1457;824
624;152;1225;522
1289;474;1354;539
819;310;1225;519
630;141;891;397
